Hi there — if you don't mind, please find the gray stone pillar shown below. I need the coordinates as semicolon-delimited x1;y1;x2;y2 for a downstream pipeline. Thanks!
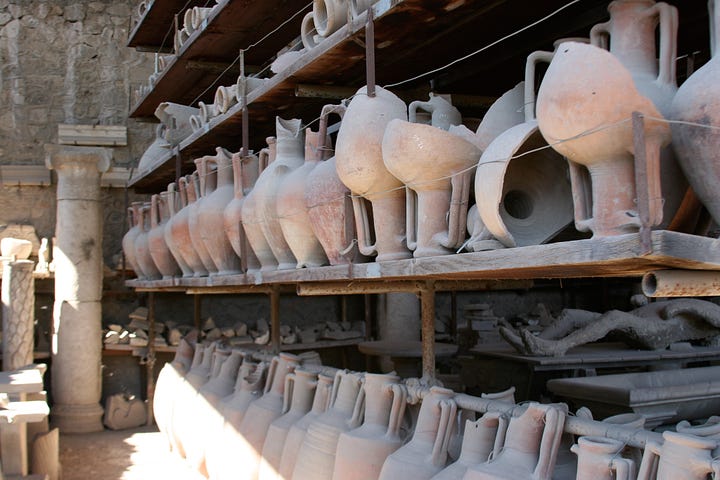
45;145;110;433
2;259;35;371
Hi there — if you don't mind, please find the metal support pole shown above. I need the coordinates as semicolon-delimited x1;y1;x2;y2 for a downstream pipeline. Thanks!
450;291;457;338
420;280;436;380
632;112;652;255
270;285;281;353
240;49;249;157
174;148;182;186
193;294;202;330
365;7;375;97
146;291;156;426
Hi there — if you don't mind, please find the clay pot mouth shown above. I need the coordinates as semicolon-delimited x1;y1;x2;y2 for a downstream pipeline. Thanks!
663;430;717;449
577;436;624;451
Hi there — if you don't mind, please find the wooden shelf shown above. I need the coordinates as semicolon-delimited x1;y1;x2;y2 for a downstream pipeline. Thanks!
127;0;207;51
130;0;311;118
125;231;720;292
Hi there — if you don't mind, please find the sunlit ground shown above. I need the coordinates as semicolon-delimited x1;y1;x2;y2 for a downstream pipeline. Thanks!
60;425;206;480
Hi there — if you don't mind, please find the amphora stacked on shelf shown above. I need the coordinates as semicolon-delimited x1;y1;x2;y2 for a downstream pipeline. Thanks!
223;151;262;272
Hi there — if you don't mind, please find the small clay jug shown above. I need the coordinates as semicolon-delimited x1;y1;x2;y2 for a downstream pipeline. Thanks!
305;104;365;265
637;431;720;480
133;203;161;280
378;386;457;480
408;93;462;130
333;372;407;480
463;402;566;480
292;370;365;480
571;436;634;480
188;167;219;274
223;151;261;272
198;147;242;276
259;368;319;480
121;202;142;277
169;175;209;277
243;139;279;271
148;193;181;279
163;183;194;277
277;127;331;268
279;373;334;480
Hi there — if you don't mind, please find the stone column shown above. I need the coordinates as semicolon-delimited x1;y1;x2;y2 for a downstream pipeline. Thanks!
45;145;110;433
2;259;35;371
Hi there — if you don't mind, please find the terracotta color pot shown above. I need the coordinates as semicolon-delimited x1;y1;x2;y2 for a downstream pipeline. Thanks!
676;416;720;439
571;436;634;480
163;183;194;277
154;338;194;453
224;151;262;272
278;373;334;480
670;0;720;227
133;203;161;280
292;370;365;480
277;128;331;268
243;140;279;271
637;431;720;480
378;386;457;480
335;86;410;262
259;369;319;480
188;166;219;274
169;175;209;277
333;373;407;480
121;202;142;277
148;193;181;279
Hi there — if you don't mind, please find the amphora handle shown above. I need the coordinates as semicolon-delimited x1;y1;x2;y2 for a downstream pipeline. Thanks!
386;383;407;437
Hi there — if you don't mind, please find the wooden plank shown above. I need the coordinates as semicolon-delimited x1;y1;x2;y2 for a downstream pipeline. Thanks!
127;0;207;50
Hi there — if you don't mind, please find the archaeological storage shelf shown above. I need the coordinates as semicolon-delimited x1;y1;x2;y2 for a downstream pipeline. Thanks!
124;0;720;381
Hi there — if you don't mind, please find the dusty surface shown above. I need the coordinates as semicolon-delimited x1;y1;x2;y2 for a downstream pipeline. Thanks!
60;425;205;480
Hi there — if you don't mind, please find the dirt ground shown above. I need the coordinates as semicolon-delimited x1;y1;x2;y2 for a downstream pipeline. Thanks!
60;425;205;480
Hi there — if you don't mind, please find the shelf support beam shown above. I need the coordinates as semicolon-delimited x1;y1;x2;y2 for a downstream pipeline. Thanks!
269;285;281;353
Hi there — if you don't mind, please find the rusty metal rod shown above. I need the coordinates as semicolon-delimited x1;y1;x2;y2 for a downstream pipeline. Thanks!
365;7;375;97
270;285;281;353
420;280;436;379
632;112;652;255
146;291;156;426
642;270;720;297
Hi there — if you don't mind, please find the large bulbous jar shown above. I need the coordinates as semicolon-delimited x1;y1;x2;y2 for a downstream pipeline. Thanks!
169;175;209;277
637;431;720;480
121;202;142;277
148;192;181;279
163;183;194;277
133;202;161;280
188;163;219;274
223;151;261;272
243;139;279;271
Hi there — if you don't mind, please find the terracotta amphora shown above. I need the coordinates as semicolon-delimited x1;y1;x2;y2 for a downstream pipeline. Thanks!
637;431;720;480
536;41;671;237
154;337;194;453
169;175;209;277
279;373;335;480
188;167;219;274
233;353;302;480
476;41;574;248
463;402;566;480
277;127;331;268
571;436;634;480
670;0;720;227
207;359;269;480
589;0;687;230
243;140;279;271
305;104;364;265
383;95;478;257
148;193;181;279
258;117;306;270
333;372;408;480
378;386;457;480
677;416;720;439
259;368;319;480
198;147;242;276
224;151;261;272
336;86;410;262
313;0;348;38
292;370;365;480
134;124;170;176
169;343;204;457
155;101;198;146
121;202;142;277
133;203;161;280
431;412;509;480
163;183;194;277
409;93;462;130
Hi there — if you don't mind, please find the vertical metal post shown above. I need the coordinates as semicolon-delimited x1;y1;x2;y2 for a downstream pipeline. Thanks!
365;7;376;97
450;291;457;338
364;294;372;341
632;112;652;255
173;14;180;54
270;285;281;353
146;291;156;426
175;148;182;185
420;280;436;380
193;294;202;330
240;49;249;157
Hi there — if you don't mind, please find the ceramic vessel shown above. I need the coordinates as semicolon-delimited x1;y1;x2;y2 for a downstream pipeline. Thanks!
155;102;198;146
378;386;457;480
234;353;302;480
301;12;321;50
313;0;348;37
383;97;479;257
243;139;279;271
133;203;161;280
224;151;262;272
676;416;720;439
148;193;181;279
163;183;194;277
305;104;363;265
536;41;671;237
637;431;720;479
463;403;566;480
169;175;209;277
476;42;574;248
333;373;407;480
571;436;634;480
154;338;194;452
279;373;335;480
431;412;508;480
135;125;171;176
215;83;238;114
188;165;219;274
198;147;242;276
350;0;374;16
292;370;365;480
335;86;410;262
670;0;720;227
199;101;218;124
122;202;143;277
259;369;319;480
277;128;331;268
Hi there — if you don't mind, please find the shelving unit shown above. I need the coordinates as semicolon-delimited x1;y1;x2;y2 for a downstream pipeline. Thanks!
127;0;208;51
125;0;719;382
